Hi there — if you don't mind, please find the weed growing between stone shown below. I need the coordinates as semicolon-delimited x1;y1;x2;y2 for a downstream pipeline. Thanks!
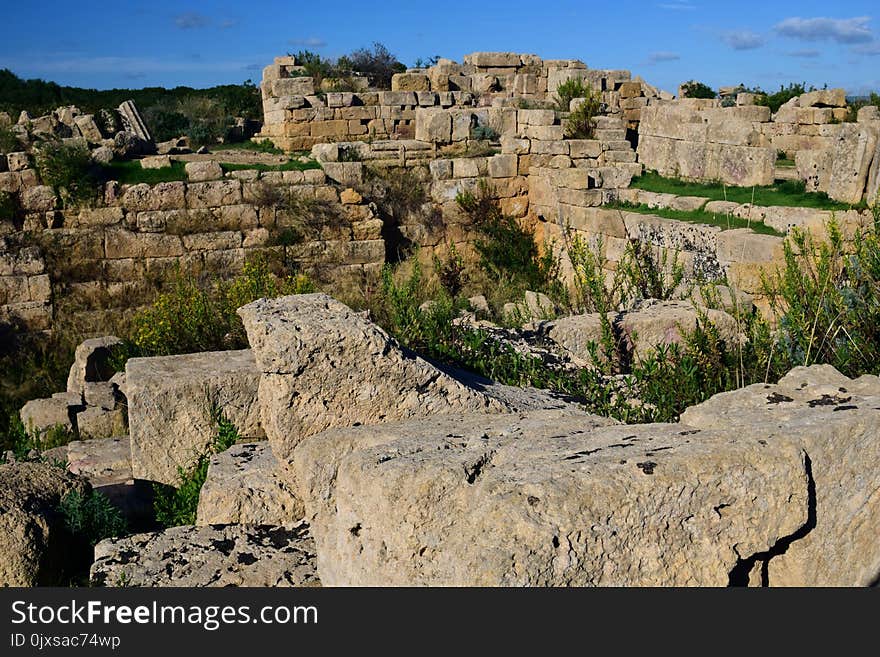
58;488;128;546
152;404;240;528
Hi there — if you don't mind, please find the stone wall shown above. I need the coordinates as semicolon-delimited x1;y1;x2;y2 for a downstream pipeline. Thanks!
637;100;776;187
0;163;385;334
257;52;669;153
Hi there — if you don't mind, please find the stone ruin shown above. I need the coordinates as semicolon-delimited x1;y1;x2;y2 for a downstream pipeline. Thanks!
4;294;879;587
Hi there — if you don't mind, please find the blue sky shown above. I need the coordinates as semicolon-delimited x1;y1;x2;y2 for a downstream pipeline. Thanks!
1;1;878;95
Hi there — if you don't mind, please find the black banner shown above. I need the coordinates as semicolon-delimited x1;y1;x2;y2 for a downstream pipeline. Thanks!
0;587;874;654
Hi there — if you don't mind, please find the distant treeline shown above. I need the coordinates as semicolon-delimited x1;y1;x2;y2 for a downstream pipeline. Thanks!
0;69;263;144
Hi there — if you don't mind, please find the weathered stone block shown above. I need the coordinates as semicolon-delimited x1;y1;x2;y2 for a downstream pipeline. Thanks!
127;349;264;485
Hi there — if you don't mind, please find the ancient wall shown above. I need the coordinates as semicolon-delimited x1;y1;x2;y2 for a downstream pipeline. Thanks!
257;52;668;153
637;100;776;187
0;162;385;334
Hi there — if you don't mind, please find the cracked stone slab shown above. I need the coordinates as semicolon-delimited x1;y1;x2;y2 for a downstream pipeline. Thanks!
126;349;263;485
239;294;581;466
197;442;305;526
90;522;319;587
680;364;880;587
291;409;808;586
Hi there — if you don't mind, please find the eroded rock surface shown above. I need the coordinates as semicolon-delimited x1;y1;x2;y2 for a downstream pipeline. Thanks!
90;522;319;587
680;365;880;586
240;294;526;464
126;349;263;485
197;442;304;526
0;462;90;586
291;409;808;586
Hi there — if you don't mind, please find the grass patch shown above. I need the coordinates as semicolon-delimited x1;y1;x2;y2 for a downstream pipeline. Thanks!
776;157;796;168
101;160;187;184
219;159;321;173
608;202;785;237
210;140;285;155
631;171;859;211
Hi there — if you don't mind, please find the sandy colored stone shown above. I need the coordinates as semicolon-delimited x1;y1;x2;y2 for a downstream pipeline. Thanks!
197;442;304;526
126;349;263;485
238;294;516;465
91;522;319;587
292;409;808;586
0;462;90;585
680;365;880;586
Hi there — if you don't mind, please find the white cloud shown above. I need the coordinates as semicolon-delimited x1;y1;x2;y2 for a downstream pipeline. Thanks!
775;16;874;44
288;37;327;48
721;30;766;50
648;51;681;63
174;12;211;29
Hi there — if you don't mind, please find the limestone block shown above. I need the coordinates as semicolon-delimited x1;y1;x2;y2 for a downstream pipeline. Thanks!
272;77;315;97
127;349;263;485
291;409;808;586
91;523;319;587
681;366;880;586
237;294;529;465
197;442;304;526
392;73;431;92
415;108;451;143
140;155;172;170
185;179;242;208
0;463;90;586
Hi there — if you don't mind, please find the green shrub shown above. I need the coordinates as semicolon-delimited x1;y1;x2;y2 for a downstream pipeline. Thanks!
680;81;717;99
471;124;499;141
555;78;592;113
433;243;467;298
153;406;240;528
0;125;20;153
58;489;127;546
764;212;880;377
564;88;602;139
127;254;313;358
456;181;562;302
34;140;100;207
752;82;815;113
338;42;406;89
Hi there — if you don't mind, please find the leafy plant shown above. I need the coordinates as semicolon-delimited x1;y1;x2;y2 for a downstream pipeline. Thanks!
433;243;467;298
564;88;602;139
0;125;20;153
153;405;240;528
471;124;499;141
680;81;716;99
555;78;593;113
34;140;100;207
763;212;880;377
127;253;313;358
58;489;127;546
456;181;562;302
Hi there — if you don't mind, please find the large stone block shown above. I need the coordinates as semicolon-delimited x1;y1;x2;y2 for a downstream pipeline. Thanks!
0;463;90;586
91;523;319;587
292;408;809;586
391;73;431;92
415;107;451;143
237;294;561;466
197;442;304;526
681;365;880;586
127;349;263;485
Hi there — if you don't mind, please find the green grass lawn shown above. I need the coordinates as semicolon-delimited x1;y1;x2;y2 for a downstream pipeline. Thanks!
608;201;785;237
219;159;321;173
101;160;187;184
776;157;796;168
631;171;859;211
210;140;286;155
102;156;320;184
